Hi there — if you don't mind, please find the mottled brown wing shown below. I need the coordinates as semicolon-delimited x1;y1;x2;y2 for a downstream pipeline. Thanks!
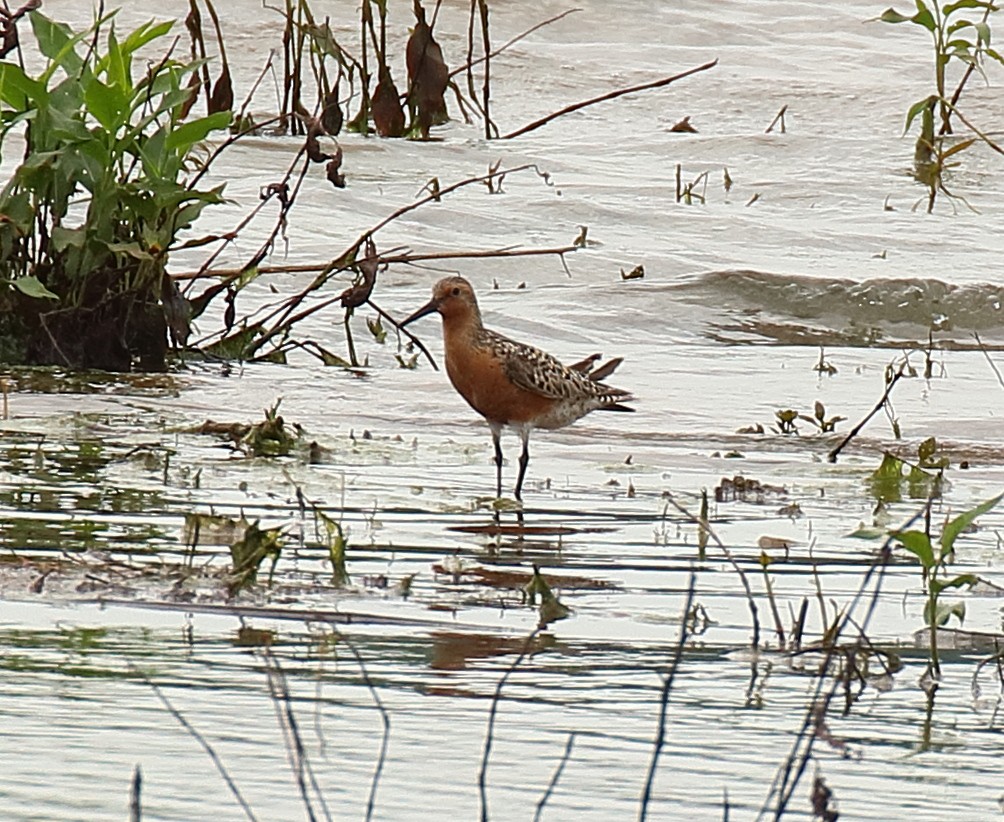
492;331;629;404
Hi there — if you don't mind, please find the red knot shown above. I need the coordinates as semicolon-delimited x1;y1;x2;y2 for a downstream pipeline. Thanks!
402;276;635;503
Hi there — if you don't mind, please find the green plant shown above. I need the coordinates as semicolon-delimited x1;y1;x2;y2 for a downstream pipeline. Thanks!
799;401;846;434
773;408;799;435
0;10;230;370
890;493;1002;677
880;1;1004;210
881;0;1002;131
868;437;948;502
316;508;350;586
228;519;282;596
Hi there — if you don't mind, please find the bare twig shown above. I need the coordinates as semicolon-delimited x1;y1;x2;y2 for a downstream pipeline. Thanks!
827;366;906;463
664;494;761;649
940;4;993;135
974;332;1004;389
367;298;439;370
765;105;787;134
534;733;576;822
942;98;1004;157
263;649;332;822
479;627;544;822
638;571;697;821
129;765;142;822
139;669;259;821
174;244;578;285
503;59;718;139
451;8;581;80
36;312;73;367
336;634;392;822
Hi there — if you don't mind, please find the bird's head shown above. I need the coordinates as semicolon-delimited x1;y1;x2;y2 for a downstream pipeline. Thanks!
401;276;480;327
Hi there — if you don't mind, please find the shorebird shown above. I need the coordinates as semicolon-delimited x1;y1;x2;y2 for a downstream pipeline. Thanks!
401;276;635;504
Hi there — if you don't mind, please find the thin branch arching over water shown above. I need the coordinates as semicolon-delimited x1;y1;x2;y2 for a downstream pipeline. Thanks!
534;732;577;822
479;626;544;822
337;632;392;822
638;571;697;821
503;59;718;139
138;667;259;822
758;503;926;821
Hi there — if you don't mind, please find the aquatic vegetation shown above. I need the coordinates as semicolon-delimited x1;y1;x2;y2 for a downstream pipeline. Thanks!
868;437;949;503
0;10;231;370
239;402;302;457
195;401;304;456
890;493;1002;677
227;519;282;596
523;565;571;627
799;401;846;434
316;508;350;587
879;0;1004;210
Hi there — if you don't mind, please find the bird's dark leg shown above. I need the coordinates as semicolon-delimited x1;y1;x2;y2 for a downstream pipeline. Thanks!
514;429;531;528
514;428;531;503
490;424;503;499
490;424;503;524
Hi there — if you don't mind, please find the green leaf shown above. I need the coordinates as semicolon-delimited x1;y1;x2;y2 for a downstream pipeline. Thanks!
880;8;914;23
930;573;979;596
164;111;231;153
869;451;907;502
987;46;1004;65
975;21;991;45
11;275;59;300
912;1;937;31
31;12;101;82
119;19;175;56
918;436;937;463
83;77;129;131
51;225;87;252
926;599;966;628
944;0;994;15
99;25;124;87
847;525;887;539
106;241;154;261
891;528;935;568
904;95;937;136
940;493;1003;553
0;63;45;109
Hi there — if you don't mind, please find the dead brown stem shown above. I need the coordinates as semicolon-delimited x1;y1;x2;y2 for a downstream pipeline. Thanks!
664;494;761;649
451;8;581;80
502;59;718;139
974;332;1004;389
942;99;1004;157
173;244;577;282
827;366;905;463
765;104;787;134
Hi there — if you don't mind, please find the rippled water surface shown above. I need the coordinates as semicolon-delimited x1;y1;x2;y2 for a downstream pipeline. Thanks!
4;1;1004;819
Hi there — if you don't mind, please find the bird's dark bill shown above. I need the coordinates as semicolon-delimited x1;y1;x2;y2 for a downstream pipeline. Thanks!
400;298;439;327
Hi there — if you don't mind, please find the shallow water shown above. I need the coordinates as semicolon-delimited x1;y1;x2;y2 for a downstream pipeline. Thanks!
4;1;1004;820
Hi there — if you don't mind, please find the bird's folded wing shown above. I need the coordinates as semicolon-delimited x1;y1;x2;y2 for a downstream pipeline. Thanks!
501;342;592;400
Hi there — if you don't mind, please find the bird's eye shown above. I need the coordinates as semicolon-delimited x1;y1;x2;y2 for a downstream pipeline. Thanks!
451;286;461;296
